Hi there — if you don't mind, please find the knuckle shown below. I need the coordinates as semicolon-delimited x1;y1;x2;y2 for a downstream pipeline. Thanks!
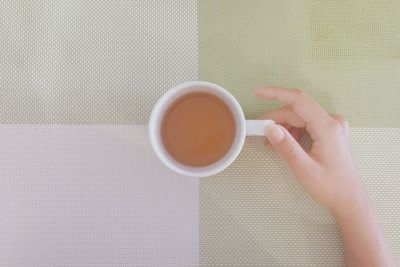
293;89;306;97
282;142;299;159
340;119;349;129
327;119;343;135
293;89;310;103
331;114;349;129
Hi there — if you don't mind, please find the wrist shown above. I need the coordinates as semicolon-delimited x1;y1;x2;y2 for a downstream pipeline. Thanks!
329;190;372;223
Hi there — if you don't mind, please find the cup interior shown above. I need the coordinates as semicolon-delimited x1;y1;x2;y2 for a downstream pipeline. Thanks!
149;81;246;177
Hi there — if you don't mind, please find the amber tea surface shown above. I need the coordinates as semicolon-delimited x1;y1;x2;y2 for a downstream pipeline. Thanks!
161;92;236;167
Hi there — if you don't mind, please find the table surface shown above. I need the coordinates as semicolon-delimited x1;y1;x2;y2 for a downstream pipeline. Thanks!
1;1;399;266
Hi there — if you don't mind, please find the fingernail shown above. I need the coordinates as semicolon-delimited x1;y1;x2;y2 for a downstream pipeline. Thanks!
255;86;270;92
256;86;273;90
267;125;285;144
254;87;263;94
255;87;274;96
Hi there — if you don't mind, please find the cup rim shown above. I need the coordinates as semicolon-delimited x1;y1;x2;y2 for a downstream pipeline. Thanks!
149;81;246;177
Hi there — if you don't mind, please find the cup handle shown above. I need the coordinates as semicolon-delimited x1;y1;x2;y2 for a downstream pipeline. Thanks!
245;120;275;136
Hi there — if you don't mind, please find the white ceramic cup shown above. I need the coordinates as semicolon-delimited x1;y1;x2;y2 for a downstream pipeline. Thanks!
149;81;274;177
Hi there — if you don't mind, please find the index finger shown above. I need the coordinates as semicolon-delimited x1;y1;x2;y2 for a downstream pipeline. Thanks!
255;87;332;135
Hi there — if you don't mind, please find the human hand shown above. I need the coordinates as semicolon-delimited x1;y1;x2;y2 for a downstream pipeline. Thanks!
255;87;365;213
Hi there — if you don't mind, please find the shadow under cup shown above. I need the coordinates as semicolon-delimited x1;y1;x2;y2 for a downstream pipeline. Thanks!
149;81;246;177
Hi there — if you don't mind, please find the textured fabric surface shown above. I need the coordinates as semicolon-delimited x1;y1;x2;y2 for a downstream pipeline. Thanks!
201;129;400;266
0;1;199;266
0;0;197;124
0;125;199;266
1;1;400;266
198;1;400;265
198;0;400;127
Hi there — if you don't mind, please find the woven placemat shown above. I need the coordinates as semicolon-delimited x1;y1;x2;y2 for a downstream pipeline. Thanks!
199;0;400;127
1;1;399;266
201;129;400;266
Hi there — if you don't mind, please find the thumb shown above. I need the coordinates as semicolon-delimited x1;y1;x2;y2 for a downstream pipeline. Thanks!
266;124;314;175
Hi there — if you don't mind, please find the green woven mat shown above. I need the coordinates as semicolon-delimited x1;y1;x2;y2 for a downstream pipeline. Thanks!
199;0;400;127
